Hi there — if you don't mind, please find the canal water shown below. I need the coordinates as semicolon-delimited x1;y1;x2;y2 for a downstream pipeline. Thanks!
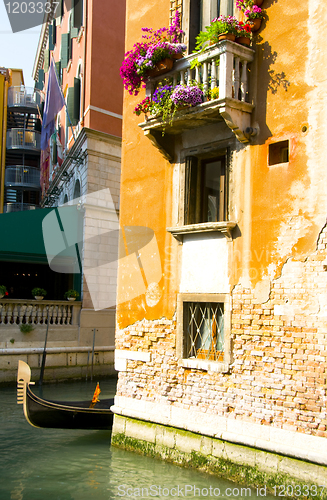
0;377;276;500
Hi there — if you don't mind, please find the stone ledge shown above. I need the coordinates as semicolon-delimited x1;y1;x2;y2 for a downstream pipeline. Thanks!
111;415;327;496
111;396;327;466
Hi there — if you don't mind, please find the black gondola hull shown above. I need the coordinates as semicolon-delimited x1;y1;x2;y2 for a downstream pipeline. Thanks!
25;386;114;430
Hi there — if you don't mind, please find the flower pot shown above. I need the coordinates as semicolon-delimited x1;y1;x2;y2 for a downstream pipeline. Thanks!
235;36;251;46
35;296;44;300
248;18;262;32
218;33;236;42
254;0;263;6
172;53;183;60
148;58;174;77
67;297;76;301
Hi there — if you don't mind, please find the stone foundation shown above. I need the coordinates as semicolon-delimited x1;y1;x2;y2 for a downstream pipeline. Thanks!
111;415;327;499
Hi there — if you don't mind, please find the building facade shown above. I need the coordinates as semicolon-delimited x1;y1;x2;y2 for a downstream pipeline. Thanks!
0;0;125;383
0;68;42;214
111;0;327;490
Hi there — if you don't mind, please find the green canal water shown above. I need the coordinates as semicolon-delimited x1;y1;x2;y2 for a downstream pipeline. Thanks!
0;377;276;500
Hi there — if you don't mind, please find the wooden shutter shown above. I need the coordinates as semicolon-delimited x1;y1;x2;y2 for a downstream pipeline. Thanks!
48;24;54;50
184;156;198;225
35;69;44;90
67;79;80;126
55;61;61;84
44;49;50;72
71;0;83;38
73;77;81;123
61;33;70;68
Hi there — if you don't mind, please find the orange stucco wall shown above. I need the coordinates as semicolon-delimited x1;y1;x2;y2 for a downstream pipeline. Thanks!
117;0;327;327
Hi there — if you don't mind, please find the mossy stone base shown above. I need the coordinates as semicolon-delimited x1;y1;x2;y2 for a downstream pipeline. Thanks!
111;415;327;500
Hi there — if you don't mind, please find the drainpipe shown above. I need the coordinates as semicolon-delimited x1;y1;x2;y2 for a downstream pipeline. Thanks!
80;0;87;127
0;78;8;214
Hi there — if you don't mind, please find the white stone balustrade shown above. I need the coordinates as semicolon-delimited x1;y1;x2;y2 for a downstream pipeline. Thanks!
0;299;81;326
146;40;254;104
141;40;255;153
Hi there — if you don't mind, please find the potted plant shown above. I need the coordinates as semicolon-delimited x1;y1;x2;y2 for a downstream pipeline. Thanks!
20;324;34;333
236;0;263;12
64;289;79;301
32;287;47;300
0;285;7;299
244;5;264;31
195;15;239;51
235;21;252;45
120;12;186;95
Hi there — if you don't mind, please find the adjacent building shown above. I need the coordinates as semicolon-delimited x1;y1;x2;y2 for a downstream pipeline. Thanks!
111;0;327;490
0;0;125;383
0;67;42;214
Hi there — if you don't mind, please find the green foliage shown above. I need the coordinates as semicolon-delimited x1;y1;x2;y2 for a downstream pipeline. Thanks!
0;285;7;295
64;289;79;299
19;324;34;334
32;288;47;297
10;338;15;344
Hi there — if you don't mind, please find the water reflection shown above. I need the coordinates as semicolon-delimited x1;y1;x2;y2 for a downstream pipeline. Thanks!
0;379;275;500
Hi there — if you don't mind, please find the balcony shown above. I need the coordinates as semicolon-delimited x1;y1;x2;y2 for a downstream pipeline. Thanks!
5;166;41;189
4;203;40;213
6;129;41;151
139;40;255;160
7;87;43;110
0;299;81;326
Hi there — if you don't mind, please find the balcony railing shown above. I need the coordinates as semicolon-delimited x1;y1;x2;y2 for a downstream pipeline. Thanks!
0;299;81;326
5;166;40;189
8;87;43;108
140;40;255;156
6;129;41;151
4;203;40;213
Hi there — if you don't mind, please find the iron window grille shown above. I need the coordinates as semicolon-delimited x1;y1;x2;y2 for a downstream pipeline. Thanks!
183;301;224;361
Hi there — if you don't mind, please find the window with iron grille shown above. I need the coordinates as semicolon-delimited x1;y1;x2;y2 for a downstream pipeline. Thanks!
184;301;224;361
177;293;231;372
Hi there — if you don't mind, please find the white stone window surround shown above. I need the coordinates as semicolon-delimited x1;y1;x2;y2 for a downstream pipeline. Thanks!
167;142;237;242
176;292;231;373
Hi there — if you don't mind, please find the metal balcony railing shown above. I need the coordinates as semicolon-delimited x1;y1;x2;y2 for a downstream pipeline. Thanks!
4;203;40;213
5;166;40;188
7;86;43;108
6;129;41;150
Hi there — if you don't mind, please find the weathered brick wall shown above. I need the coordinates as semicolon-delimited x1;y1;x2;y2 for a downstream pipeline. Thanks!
115;227;327;439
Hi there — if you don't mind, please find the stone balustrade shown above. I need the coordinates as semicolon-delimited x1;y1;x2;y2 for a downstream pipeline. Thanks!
146;39;254;104
0;299;81;326
140;40;255;154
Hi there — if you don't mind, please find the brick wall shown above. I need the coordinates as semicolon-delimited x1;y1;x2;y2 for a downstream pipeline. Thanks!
115;225;327;439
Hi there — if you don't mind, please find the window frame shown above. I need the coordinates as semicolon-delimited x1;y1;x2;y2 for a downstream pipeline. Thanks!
184;154;228;226
177;293;232;372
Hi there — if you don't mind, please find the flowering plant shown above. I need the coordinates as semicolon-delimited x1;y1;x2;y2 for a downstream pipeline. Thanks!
236;0;258;12
120;12;185;96
134;81;204;132
236;21;252;38
244;5;263;19
0;285;7;296
170;84;204;107
133;97;153;116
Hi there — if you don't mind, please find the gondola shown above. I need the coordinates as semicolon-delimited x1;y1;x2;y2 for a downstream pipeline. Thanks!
17;360;114;430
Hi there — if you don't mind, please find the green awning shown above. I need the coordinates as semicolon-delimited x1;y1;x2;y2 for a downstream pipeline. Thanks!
0;206;83;265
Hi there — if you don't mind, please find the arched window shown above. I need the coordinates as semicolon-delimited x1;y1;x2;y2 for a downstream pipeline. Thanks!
73;179;81;199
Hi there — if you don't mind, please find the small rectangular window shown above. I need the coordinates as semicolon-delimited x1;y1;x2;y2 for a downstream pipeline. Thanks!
269;140;289;166
184;301;224;361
